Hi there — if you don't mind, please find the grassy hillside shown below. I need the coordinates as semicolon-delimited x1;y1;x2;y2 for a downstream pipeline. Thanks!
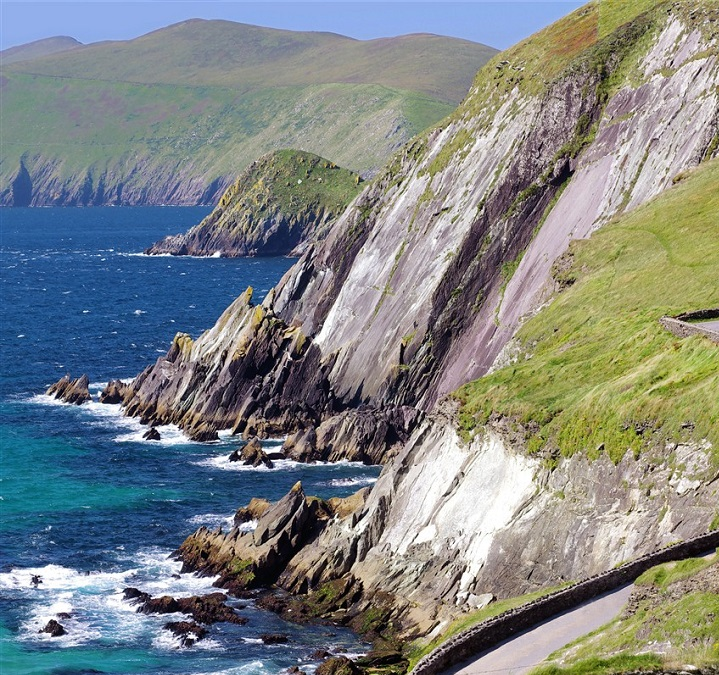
0;21;496;205
0;36;82;65
456;157;719;463
147;149;362;256
530;553;719;674
5;21;496;104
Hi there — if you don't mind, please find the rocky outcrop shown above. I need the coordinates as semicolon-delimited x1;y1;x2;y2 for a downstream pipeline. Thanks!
145;150;362;258
46;374;91;405
123;588;246;625
99;379;129;404
40;619;66;637
119;2;719;447
229;438;273;468
163;620;207;648
111;0;719;643
273;416;719;639
176;482;369;596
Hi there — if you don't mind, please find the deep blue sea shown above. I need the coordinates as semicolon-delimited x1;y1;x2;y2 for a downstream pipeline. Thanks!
0;208;377;675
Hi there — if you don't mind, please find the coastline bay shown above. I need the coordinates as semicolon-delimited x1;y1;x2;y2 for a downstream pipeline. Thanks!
0;207;376;674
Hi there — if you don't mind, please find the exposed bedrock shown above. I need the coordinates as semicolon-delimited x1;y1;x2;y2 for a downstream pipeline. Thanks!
119;9;719;446
175;482;370;596
46;373;91;405
245;416;718;639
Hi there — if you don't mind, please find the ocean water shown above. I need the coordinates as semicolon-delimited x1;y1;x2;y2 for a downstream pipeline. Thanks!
0;208;378;675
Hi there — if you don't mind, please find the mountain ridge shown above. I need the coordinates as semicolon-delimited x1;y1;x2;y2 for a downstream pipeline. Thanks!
0;21;496;206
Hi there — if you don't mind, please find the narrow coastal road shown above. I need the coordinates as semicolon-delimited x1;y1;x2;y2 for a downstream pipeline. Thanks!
699;320;719;333
445;584;634;675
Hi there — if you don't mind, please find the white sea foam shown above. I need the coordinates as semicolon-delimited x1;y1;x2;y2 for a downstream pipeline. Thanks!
187;512;235;528
325;476;378;488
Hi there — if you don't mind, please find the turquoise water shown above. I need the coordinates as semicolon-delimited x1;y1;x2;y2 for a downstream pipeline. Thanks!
0;208;376;674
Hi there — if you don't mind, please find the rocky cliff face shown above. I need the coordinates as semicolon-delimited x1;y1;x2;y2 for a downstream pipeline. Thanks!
145;150;361;257
119;0;719;638
122;2;718;438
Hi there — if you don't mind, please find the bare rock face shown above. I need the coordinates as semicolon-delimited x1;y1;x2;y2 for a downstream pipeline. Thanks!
118;5;719;453
234;497;271;526
46;374;91;405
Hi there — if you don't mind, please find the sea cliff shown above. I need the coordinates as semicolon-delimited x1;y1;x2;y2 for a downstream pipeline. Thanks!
115;0;718;647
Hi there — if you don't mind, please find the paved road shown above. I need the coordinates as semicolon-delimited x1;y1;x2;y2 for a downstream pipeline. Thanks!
698;320;719;333
445;584;634;675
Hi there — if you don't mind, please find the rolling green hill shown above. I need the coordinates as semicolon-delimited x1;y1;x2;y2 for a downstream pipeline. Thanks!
0;21;497;206
0;36;83;65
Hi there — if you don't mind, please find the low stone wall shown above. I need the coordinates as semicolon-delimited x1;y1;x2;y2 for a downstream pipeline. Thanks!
410;530;719;675
660;308;719;344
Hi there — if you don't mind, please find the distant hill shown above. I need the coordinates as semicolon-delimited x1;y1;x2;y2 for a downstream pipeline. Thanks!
0;36;82;65
0;21;497;206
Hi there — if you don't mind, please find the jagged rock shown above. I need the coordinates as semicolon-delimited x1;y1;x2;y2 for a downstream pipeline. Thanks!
163;620;208;647
99;379;129;404
176;482;326;594
288;667;307;675
234;497;271;526
40;619;66;637
316;656;362;675
123;588;246;625
143;426;161;441
46;374;91;405
261;633;289;644
187;422;219;442
283;428;320;463
310;649;332;660
229;437;273;468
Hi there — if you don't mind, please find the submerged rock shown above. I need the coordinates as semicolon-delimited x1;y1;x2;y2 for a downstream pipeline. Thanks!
163;620;208;647
46;373;91;405
261;633;289;644
123;588;246;625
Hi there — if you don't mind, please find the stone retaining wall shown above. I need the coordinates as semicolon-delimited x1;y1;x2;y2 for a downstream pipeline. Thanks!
660;308;719;344
410;530;719;675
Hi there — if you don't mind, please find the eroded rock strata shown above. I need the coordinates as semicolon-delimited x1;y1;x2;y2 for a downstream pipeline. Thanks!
121;0;718;646
46;373;91;405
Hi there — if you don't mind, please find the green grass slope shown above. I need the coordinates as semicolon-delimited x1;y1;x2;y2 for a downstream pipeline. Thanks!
6;21;496;104
146;149;362;256
456;157;719;464
530;553;719;674
0;21;496;205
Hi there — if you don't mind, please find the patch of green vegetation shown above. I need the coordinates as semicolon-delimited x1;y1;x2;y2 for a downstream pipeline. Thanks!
532;556;719;674
636;554;718;589
406;583;570;670
597;0;658;39
531;653;664;675
421;128;473;179
711;513;719;531
456;158;719;463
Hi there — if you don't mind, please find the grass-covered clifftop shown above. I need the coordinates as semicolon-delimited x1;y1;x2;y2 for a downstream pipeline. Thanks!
0;20;496;206
456;157;719;464
146;149;362;257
